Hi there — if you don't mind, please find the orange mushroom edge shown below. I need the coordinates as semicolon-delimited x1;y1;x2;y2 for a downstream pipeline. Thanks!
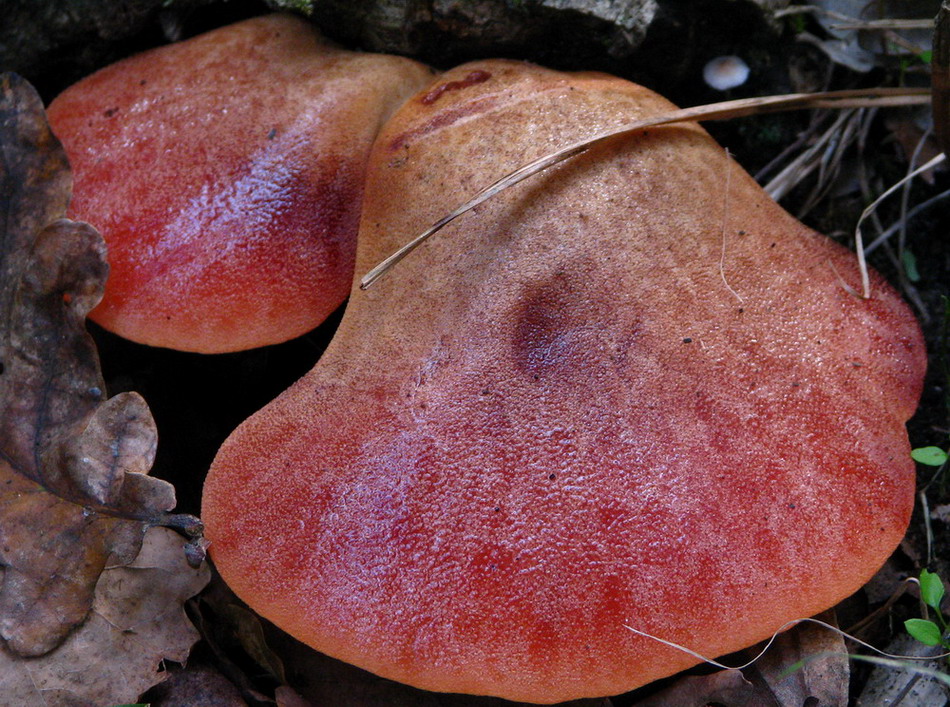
201;61;927;702
46;14;434;353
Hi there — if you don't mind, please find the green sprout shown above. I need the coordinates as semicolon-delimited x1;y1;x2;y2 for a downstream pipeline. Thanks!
912;446;950;467
897;47;932;72
901;249;921;283
905;569;949;650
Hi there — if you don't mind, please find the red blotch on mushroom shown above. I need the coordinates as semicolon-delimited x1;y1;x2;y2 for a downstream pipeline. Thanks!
202;61;926;702
47;14;432;353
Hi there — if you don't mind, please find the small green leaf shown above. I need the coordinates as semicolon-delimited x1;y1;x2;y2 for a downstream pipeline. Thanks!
911;446;949;466
905;618;944;646
920;569;946;612
920;50;933;65
901;250;921;282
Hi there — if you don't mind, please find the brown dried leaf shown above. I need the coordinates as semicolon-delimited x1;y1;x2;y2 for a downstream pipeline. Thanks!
275;685;316;707
746;611;850;707
630;613;849;707
215;602;287;685
0;72;208;703
145;665;248;707
856;635;949;707
632;669;780;707
0;527;210;706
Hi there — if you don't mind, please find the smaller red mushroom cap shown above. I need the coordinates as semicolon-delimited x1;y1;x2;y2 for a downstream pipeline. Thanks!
47;14;432;353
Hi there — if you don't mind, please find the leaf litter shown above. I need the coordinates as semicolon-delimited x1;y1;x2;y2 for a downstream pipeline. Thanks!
0;8;937;705
0;72;208;706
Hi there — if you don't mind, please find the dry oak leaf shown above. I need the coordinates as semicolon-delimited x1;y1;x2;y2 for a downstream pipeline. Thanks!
632;613;848;706
631;670;774;707
0;527;210;706
745;611;849;707
0;72;208;704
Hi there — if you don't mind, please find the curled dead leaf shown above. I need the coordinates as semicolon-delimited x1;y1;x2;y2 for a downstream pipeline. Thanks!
0;72;208;704
62;391;159;507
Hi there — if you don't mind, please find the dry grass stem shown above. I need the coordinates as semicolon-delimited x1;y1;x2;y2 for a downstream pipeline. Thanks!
827;19;933;31
898;128;934;258
719;150;744;303
755;111;834;183
361;88;930;289
864;188;950;255
798;109;876;219
774;5;931;33
763;109;860;204
933;3;950;154
854;152;946;298
624;616;950;672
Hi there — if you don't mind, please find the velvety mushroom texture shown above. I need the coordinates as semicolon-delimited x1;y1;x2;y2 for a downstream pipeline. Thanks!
47;14;432;353
202;61;926;702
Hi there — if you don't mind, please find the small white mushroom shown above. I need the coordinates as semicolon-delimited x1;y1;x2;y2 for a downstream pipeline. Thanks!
703;55;750;91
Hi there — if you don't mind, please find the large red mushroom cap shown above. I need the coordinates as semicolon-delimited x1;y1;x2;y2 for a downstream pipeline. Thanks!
47;14;432;353
202;61;927;702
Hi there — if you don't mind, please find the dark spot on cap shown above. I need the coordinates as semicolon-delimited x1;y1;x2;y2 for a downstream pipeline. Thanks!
513;272;588;379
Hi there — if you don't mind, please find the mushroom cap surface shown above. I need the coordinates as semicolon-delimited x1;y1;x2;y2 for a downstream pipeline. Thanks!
47;14;432;352
202;61;926;702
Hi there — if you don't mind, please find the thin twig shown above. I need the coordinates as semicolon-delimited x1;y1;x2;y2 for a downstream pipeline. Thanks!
846;579;910;638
